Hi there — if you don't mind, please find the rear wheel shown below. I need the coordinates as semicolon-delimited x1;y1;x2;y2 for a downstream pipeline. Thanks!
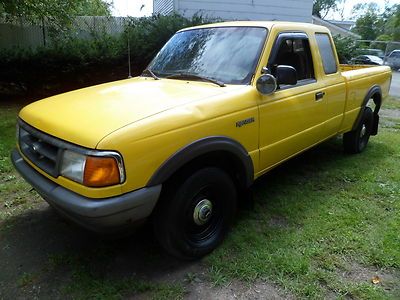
343;106;374;154
153;167;237;260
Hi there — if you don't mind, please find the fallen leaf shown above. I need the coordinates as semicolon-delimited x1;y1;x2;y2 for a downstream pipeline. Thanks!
371;276;380;284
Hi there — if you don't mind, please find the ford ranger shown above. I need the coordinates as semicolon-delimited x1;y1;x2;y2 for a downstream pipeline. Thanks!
12;22;392;259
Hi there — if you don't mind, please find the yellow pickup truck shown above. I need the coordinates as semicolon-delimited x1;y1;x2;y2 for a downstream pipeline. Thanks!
12;21;391;259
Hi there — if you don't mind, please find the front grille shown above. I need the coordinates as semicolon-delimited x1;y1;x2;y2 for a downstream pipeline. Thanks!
18;121;61;177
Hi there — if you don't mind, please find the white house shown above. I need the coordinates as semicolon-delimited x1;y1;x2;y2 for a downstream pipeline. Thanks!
312;16;360;39
326;19;355;31
153;0;313;23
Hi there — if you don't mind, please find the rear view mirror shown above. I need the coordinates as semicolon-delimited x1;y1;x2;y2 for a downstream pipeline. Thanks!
256;74;277;95
276;65;297;85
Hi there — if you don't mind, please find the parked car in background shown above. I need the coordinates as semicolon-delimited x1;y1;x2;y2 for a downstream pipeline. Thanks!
351;55;383;66
385;50;400;70
359;49;385;59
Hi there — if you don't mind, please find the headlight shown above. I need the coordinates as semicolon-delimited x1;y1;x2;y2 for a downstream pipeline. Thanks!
60;150;86;183
60;149;124;187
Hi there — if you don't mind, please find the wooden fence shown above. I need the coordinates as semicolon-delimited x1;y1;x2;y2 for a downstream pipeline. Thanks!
0;16;127;50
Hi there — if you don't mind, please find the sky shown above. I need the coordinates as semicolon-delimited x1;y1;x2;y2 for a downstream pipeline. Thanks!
111;0;153;17
325;0;399;20
110;0;399;20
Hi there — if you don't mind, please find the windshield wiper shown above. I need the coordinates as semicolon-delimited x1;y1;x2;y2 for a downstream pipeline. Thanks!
166;73;225;87
141;68;160;80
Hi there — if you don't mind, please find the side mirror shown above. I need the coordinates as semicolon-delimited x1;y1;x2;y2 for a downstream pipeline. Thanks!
276;65;297;85
256;74;277;95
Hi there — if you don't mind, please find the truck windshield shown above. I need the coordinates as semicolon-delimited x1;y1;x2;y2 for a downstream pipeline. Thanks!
147;27;268;85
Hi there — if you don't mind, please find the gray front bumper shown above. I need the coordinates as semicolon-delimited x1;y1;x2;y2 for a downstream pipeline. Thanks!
11;149;161;232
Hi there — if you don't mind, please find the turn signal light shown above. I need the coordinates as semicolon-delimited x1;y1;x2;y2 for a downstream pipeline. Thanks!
83;156;120;187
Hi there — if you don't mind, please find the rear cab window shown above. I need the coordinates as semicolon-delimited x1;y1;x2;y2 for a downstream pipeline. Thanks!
315;33;338;74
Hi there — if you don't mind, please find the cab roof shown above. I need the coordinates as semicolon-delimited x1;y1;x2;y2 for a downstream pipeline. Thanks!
179;21;330;34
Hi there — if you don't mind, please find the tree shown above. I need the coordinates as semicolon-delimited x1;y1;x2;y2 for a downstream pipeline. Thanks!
350;2;379;19
74;0;112;16
352;2;400;41
372;34;392;51
393;5;400;41
353;10;382;40
313;0;340;19
0;0;111;28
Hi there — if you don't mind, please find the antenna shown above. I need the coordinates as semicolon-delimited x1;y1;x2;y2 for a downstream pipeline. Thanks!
127;22;132;78
126;0;132;78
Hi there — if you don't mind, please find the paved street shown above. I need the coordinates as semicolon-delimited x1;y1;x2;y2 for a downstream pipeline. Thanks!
390;71;400;97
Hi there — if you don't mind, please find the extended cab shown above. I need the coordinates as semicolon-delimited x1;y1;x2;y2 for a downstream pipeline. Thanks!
12;22;392;259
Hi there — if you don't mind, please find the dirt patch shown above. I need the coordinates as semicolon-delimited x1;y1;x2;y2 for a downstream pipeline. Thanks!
186;280;291;300
268;215;290;229
380;108;400;119
339;262;400;293
379;108;400;129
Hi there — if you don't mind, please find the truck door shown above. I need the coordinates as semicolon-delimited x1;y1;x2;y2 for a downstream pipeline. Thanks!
314;33;346;135
258;32;328;172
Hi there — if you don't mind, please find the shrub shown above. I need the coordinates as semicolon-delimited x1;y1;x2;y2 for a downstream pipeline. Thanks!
0;13;212;69
332;35;359;63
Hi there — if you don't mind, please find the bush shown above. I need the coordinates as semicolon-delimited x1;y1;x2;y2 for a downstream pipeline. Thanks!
0;14;211;72
332;35;359;63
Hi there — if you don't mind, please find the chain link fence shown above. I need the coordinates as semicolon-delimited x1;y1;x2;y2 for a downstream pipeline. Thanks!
356;40;400;57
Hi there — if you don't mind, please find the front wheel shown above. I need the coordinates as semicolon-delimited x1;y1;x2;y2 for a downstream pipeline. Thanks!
343;106;374;154
153;167;237;260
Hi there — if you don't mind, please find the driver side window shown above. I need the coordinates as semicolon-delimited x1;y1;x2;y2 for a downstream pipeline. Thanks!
269;34;315;83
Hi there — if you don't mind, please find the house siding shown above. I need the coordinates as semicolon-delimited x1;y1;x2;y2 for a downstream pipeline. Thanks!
169;0;313;22
153;0;175;15
312;16;360;39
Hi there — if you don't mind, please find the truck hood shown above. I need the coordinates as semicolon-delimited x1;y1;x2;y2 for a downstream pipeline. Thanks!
19;77;236;148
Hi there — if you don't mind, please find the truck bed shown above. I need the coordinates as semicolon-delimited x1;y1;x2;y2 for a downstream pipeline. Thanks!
340;64;380;72
339;64;392;133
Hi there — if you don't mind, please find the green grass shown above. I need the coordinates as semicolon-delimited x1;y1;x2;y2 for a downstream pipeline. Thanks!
0;106;19;174
0;106;43;226
206;127;400;298
1;100;400;299
384;96;400;110
45;249;185;299
65;264;184;300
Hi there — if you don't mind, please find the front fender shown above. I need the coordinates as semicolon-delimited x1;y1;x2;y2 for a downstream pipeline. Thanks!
147;136;254;188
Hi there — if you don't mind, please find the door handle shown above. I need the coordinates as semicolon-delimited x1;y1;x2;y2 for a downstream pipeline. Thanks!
315;91;325;101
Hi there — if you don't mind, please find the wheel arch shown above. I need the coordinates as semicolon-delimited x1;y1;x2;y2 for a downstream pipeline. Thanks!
146;136;254;190
352;85;382;135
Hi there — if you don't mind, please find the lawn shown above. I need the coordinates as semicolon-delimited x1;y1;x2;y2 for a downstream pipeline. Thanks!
0;98;399;299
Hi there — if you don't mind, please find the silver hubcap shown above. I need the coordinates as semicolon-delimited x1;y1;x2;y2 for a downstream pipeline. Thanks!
360;124;367;138
193;199;213;225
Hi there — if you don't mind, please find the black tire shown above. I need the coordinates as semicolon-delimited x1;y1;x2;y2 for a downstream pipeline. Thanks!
343;107;374;154
153;167;237;260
